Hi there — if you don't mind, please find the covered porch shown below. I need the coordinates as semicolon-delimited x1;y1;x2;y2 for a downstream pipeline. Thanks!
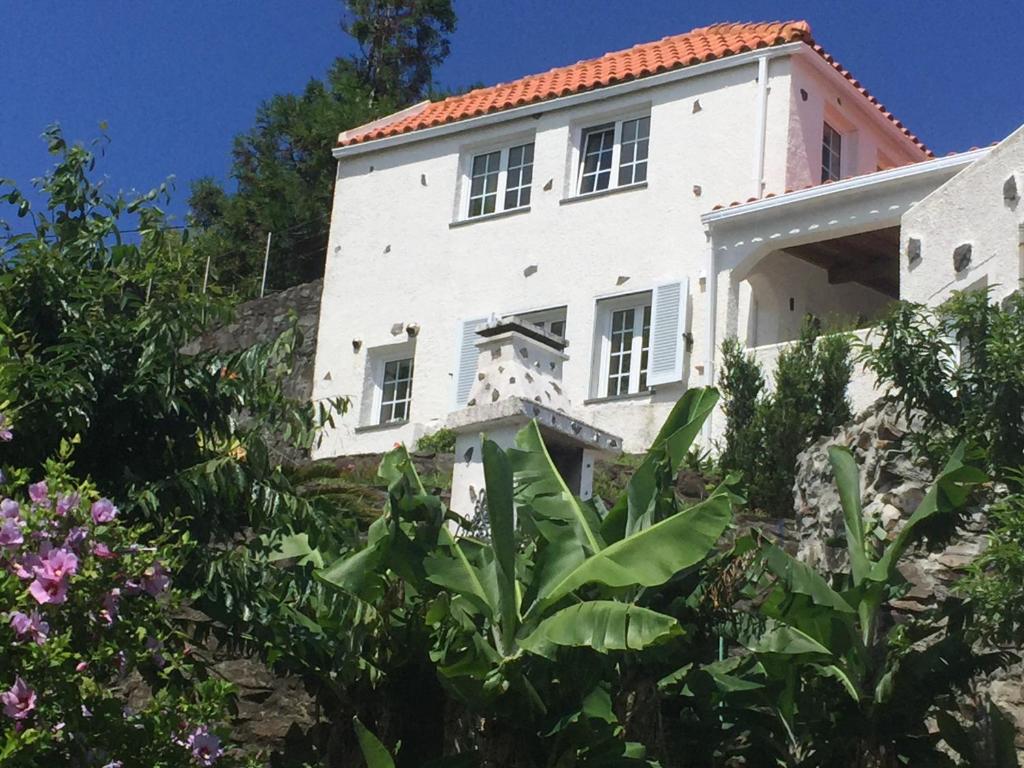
702;152;984;388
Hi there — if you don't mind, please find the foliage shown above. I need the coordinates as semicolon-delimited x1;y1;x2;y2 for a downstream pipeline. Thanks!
312;388;741;766
687;444;1013;766
415;427;456;454
861;290;1024;479
718;337;764;478
962;472;1024;645
343;0;457;105
188;0;456;294
0;127;361;741
719;320;853;516
0;437;243;767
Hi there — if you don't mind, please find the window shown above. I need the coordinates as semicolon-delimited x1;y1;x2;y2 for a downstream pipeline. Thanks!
514;306;567;339
821;122;842;182
596;295;652;398
578;115;650;195
378;357;414;424
467;142;534;218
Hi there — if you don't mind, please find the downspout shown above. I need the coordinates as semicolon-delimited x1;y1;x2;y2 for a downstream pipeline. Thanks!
753;54;770;200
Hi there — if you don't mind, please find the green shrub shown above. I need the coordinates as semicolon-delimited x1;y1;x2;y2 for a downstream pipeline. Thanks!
863;290;1024;477
719;319;853;516
415;426;456;453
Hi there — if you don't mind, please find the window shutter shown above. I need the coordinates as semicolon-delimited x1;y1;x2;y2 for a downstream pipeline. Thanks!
646;279;689;386
453;317;487;408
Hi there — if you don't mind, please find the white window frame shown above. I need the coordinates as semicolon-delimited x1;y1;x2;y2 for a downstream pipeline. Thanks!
373;352;415;425
461;141;535;220
594;292;653;398
575;113;650;197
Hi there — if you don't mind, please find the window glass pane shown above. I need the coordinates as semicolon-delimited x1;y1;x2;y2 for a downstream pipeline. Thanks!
821;123;842;183
639;304;652;391
618;116;651;187
607;308;635;396
549;320;565;338
504;142;535;210
468;150;501;218
379;357;414;424
580;126;615;194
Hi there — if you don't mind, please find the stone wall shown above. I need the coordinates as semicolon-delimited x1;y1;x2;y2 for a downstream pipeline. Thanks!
792;399;1023;750
186;279;323;402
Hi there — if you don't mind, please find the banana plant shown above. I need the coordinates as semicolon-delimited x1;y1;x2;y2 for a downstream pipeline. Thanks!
691;444;1013;766
315;387;739;764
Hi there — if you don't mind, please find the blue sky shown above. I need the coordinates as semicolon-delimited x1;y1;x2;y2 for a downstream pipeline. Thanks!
2;1;1021;226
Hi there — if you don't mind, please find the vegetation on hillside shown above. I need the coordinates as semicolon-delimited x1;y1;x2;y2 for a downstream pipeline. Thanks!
718;319;853;516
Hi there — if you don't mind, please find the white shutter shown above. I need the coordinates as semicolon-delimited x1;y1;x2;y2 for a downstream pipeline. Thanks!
453;317;487;408
646;279;689;386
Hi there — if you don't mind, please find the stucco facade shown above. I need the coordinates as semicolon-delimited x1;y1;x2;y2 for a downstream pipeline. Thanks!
311;36;930;457
901;125;1024;306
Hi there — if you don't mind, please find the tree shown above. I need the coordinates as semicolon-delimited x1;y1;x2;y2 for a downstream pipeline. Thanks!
188;0;456;295
343;0;457;105
0;129;357;753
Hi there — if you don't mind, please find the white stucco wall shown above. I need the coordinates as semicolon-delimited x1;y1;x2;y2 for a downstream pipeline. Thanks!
784;50;926;192
314;58;792;455
312;47;930;457
901;125;1024;306
743;250;892;346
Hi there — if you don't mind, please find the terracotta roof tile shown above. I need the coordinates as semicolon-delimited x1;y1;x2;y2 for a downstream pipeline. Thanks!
339;20;929;155
340;21;813;146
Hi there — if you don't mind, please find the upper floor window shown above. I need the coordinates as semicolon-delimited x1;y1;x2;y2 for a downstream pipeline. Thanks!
467;142;534;218
578;115;650;195
821;122;842;182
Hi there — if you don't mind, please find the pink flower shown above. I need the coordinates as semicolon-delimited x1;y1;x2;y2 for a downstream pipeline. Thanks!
63;527;88;550
185;726;223;766
29;577;67;605
12;552;41;580
93;541;117;560
0;499;19;520
9;610;48;645
1;677;36;720
28;482;49;508
56;493;80;517
0;414;12;442
90;498;118;525
100;589;120;626
75;661;88;673
142;561;170;597
145;636;166;668
0;520;23;550
36;547;78;581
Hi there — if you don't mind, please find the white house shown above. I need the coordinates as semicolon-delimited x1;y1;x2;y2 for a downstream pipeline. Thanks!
310;20;1023;463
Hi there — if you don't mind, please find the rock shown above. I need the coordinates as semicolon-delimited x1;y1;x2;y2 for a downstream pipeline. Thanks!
792;397;1024;755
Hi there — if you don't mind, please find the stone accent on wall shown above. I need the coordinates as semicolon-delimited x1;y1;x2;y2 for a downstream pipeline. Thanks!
185;279;323;402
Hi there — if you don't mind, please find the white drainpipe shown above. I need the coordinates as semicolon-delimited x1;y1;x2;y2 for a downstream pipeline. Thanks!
753;55;770;201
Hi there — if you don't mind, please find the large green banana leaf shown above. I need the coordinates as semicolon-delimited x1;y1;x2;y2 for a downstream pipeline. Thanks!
482;438;520;655
601;387;720;541
518;600;682;658
352;716;395;768
511;420;605;553
529;482;734;617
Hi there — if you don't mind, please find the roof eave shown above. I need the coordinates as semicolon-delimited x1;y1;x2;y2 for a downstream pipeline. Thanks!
332;42;805;159
700;148;991;225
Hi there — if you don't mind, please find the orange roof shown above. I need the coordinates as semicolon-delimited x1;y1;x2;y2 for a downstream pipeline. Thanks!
339;21;929;155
